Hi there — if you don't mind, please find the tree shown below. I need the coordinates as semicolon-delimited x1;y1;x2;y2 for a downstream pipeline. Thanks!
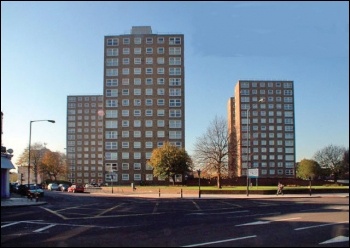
193;116;230;188
149;142;192;185
40;151;67;182
296;159;321;180
313;144;347;183
16;142;47;183
340;149;349;179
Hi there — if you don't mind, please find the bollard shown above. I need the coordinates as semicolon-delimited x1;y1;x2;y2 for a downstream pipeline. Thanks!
181;188;183;198
159;188;161;197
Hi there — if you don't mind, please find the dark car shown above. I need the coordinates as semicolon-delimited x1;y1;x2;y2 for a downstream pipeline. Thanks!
27;184;44;197
58;183;70;192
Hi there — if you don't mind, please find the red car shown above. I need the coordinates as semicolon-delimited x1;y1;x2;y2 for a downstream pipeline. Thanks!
67;184;85;193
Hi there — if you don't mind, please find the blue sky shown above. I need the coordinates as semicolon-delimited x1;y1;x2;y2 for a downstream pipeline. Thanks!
1;1;349;167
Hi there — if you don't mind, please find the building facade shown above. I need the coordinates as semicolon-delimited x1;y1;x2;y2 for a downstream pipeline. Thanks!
66;95;104;185
228;80;295;178
103;26;185;185
66;26;185;185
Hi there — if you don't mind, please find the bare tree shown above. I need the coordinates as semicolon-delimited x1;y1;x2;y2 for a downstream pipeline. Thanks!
313;144;347;183
193;116;231;188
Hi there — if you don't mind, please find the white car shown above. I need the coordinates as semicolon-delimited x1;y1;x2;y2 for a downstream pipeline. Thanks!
48;183;59;191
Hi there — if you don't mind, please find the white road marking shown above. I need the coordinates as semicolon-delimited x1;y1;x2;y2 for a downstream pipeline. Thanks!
181;235;257;247
319;235;349;244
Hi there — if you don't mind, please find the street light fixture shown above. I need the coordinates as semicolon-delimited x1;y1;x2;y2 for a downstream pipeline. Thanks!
197;169;201;198
246;99;264;196
28;120;55;188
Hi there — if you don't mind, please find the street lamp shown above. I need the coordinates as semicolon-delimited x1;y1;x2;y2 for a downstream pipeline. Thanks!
246;98;264;196
197;169;201;198
28;120;55;188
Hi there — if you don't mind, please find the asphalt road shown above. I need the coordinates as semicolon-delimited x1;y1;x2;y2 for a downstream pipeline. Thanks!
1;191;349;247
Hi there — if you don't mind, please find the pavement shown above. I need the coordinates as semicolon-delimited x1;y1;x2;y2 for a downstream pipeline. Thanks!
1;192;349;208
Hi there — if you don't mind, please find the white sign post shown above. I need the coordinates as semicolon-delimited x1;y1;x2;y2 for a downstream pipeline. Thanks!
248;169;259;188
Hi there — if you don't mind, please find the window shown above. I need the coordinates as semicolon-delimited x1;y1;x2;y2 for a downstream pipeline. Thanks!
106;58;118;66
169;78;181;86
134;163;142;170
146;47;153;54
106;79;118;86
145;88;153;95
169;47;181;55
145;120;153;127
107;48;118;56
134;37;141;44
169;68;181;75
157;47;164;54
169;37;181;45
169;88;181;96
157;131;165;138
123;38;130;44
169;120;181;128
134;89;141;95
157;120;165;127
169;109;181;117
146;37;153;44
106;89;118;97
122;89;129;95
157;68;164;74
169;131;182;139
157;109;165;116
107;38;118;46
106;142;117;150
105;131;117;139
157;88;165;95
122;78;129;85
146;58;153;64
169;57;181;65
157;37;164;44
157;57;165;64
106;100;117;107
122;58;130;65
106;69;118;76
169;99;181;107
122;68;129;75
134;68;141;75
134;58;141;64
134;109;141;116
134;47;141;54
145;109;153;116
123;48;130;54
134;78;141;85
134;120;141;127
146;78;153;85
134;99;141;106
157;99;164;106
106;121;118;128
157;78;165;85
146;68;153;74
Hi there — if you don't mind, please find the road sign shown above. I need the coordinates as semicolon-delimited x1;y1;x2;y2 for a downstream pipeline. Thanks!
248;168;259;178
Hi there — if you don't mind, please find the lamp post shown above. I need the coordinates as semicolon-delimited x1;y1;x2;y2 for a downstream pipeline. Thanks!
246;98;264;196
197;169;201;198
28;120;55;188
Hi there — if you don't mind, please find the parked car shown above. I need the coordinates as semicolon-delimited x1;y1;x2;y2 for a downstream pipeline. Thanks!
27;184;44;197
58;183;70;192
67;184;85;193
47;183;59;191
